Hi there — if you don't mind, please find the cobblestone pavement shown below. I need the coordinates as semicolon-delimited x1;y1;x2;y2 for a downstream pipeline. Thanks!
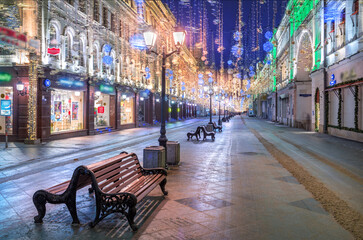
0;116;361;239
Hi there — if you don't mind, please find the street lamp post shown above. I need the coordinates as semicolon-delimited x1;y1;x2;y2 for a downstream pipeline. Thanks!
143;26;186;148
218;98;222;126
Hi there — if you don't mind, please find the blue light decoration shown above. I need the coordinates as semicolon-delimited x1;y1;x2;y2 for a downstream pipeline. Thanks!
145;73;151;79
44;79;51;87
247;95;250;98
181;86;186;91
145;67;150;72
263;41;273;52
169;75;174;80
227;60;233;65
181;82;185;85
240;89;244;94
265;31;273;40
267;60;272;65
324;1;342;22
130;34;146;50
208;72;213;77
208;77;213;83
233;31;241;41
198;73;203;79
198;79;204;85
249;71;255;77
191;88;195;92
247;80;251;85
249;66;254;71
231;44;243;58
330;74;336;86
102;55;113;65
168;69;173;75
244;75;248;79
104;44;112;53
236;73;241;79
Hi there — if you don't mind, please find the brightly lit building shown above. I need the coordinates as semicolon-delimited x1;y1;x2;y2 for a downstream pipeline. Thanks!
0;0;199;142
248;0;363;142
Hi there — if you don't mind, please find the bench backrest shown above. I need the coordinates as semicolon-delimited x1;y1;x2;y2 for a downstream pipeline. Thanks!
87;153;142;194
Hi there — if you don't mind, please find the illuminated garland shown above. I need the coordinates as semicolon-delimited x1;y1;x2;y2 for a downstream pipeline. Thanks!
27;52;38;141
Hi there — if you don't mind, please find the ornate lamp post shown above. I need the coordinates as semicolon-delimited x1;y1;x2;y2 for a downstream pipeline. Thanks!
217;94;222;126
143;26;186;148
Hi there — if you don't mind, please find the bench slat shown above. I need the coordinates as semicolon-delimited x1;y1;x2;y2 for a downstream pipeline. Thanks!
88;153;136;172
94;157;137;178
108;172;144;194
96;160;138;184
46;181;70;194
135;176;166;202
126;174;161;194
98;164;141;191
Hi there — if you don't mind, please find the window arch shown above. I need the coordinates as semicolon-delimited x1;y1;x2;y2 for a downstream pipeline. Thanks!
64;27;75;63
79;38;85;67
93;42;100;74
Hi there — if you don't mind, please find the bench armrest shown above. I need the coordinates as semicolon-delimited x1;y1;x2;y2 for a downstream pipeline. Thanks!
142;168;167;176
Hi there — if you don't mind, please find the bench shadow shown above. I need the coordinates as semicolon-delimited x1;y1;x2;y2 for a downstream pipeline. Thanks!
31;189;166;239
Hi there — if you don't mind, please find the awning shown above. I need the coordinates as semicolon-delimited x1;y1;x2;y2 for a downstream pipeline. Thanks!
325;79;363;91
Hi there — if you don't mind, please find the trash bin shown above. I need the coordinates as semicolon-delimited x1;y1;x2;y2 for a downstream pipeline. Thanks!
206;123;213;132
167;141;180;165
143;146;165;168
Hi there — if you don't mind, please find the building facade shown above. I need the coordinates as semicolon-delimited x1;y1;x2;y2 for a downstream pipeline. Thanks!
0;0;199;142
248;0;363;142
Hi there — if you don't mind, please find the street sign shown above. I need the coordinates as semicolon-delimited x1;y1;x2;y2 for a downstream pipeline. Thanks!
1;100;11;116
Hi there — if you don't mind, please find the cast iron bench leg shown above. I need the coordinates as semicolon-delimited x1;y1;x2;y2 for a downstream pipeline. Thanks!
159;178;168;195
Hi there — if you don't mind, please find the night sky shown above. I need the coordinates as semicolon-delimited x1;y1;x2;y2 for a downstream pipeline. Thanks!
162;0;288;70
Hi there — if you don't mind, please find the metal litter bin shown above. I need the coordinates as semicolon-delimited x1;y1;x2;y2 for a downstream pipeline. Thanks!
167;141;180;165
206;123;213;132
143;146;165;168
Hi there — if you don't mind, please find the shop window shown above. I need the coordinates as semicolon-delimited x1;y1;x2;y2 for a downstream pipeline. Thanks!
0;87;13;134
93;0;99;22
51;89;84;133
94;92;110;127
120;92;135;125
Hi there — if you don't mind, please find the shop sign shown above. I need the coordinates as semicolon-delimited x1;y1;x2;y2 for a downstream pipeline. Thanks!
56;77;84;89
0;73;12;82
0;100;11;116
0;26;27;45
44;79;51;87
98;106;104;113
47;48;61;55
99;84;114;94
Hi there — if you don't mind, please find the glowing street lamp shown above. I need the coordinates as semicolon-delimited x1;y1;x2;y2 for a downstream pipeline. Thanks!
144;25;186;148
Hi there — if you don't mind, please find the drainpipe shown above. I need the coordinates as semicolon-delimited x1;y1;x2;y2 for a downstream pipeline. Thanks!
322;0;328;133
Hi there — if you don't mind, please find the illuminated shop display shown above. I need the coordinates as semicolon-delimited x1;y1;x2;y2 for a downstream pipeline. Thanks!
120;92;135;125
0;87;13;134
94;92;110;127
51;89;84;133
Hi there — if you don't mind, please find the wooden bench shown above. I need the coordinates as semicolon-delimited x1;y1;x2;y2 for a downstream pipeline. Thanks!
33;152;167;231
187;126;201;141
200;125;215;141
213;122;222;132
